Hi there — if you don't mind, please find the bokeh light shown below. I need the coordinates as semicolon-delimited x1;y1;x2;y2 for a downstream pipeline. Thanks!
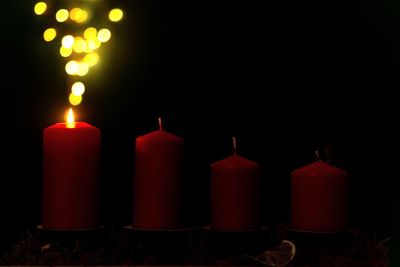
56;9;69;23
65;60;79;75
61;35;74;49
71;82;85;96
60;46;73;57
76;62;89;76
84;27;97;39
87;38;101;50
34;2;47;15
109;8;123;22
97;28;111;43
34;1;124;107
83;53;99;67
73;37;86;53
69;8;81;21
43;28;57;42
69;93;83;106
70;8;88;23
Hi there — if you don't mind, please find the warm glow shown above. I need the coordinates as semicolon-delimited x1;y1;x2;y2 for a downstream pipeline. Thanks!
109;8;123;22
56;9;69;23
71;82;85;96
43;28;57;42
66;108;76;127
97;28;111;42
73;37;86;53
87;38;101;50
84;27;97;40
65;60;79;75
76;10;88;23
84;45;94;54
76;62;90;76
69;93;83;106
70;8;88;23
67;108;75;123
61;35;74;48
35;0;125;108
83;52;99;67
60;46;72;57
69;7;82;21
34;2;47;15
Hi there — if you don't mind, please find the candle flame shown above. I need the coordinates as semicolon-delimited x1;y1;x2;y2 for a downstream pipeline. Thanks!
66;107;76;128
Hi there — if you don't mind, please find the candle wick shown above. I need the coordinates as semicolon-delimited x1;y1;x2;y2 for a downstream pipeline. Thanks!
232;136;237;155
315;150;320;160
158;117;163;130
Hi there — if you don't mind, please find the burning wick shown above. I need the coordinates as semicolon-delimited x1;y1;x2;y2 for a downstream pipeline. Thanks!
66;107;76;128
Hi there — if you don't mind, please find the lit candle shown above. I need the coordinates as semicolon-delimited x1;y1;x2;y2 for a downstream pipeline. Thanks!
290;151;349;232
210;137;261;230
42;108;101;230
132;118;184;229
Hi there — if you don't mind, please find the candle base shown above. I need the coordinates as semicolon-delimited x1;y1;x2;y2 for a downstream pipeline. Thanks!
286;224;352;234
279;223;353;266
35;224;105;242
202;225;269;232
200;225;273;260
37;224;104;232
123;225;192;232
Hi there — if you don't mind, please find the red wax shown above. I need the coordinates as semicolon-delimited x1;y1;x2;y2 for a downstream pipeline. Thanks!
132;129;184;229
291;160;349;232
42;122;101;230
210;154;261;230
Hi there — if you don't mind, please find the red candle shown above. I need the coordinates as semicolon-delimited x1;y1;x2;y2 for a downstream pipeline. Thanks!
42;108;101;230
132;118;184;229
291;154;349;232
210;137;261;230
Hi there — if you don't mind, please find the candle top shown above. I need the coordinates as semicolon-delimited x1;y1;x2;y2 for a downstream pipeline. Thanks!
137;129;183;143
136;117;183;143
45;107;99;129
48;122;98;129
291;160;349;177
211;136;259;169
211;154;259;170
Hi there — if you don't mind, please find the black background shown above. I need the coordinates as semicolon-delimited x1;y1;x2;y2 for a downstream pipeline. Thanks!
1;0;399;247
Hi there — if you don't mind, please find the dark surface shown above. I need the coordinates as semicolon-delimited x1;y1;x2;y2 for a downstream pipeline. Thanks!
0;225;389;266
1;0;399;262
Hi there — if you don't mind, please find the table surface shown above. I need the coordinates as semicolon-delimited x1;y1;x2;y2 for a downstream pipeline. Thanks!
0;224;391;266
